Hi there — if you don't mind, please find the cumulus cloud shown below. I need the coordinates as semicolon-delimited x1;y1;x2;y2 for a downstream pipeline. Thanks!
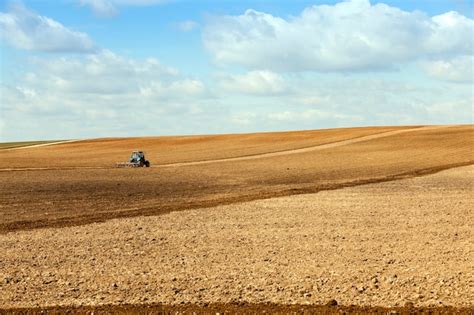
203;0;474;72
22;50;207;99
79;0;169;17
236;72;473;129
0;2;96;53
0;50;212;140
421;55;473;83
217;70;287;95
26;50;180;93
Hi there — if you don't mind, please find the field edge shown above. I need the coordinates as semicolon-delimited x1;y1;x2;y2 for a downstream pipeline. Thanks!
1;302;473;315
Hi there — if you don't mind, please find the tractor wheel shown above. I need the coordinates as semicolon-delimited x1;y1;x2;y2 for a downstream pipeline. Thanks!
145;161;150;167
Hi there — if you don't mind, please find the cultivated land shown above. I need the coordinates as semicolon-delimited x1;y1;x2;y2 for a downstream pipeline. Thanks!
0;125;473;313
1;166;473;312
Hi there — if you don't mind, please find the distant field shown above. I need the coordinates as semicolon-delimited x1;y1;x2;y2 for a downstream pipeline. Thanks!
0;141;57;150
0;126;403;168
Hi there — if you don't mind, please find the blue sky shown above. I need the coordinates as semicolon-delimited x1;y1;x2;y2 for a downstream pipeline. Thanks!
0;0;473;141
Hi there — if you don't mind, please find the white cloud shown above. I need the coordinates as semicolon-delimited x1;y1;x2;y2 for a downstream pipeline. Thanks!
203;0;474;72
0;50;213;140
217;70;287;95
225;71;473;131
177;20;199;32
21;50;205;99
79;0;169;17
0;2;96;53
421;55;473;83
2;57;473;140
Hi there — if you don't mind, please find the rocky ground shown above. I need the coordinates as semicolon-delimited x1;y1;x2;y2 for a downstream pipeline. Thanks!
1;166;472;310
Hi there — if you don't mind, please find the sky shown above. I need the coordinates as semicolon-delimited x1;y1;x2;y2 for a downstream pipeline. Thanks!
0;0;473;141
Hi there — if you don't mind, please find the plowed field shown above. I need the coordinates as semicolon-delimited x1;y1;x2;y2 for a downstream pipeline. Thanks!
0;125;472;233
0;125;473;313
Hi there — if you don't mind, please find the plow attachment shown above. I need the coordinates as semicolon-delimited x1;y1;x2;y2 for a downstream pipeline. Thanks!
115;162;143;168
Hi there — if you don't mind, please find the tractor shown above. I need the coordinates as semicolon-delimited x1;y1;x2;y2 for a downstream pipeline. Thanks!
116;150;150;168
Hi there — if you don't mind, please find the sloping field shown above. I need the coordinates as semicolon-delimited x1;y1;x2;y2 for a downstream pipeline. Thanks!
0;126;404;169
0;125;472;233
1;165;472;311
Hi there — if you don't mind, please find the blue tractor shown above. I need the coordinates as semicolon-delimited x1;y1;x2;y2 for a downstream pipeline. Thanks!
116;150;150;168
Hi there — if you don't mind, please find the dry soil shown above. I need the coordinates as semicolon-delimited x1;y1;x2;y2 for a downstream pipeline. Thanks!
0;166;473;312
0;125;473;314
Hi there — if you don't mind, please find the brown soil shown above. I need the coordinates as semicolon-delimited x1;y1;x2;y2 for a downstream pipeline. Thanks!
0;166;473;312
0;125;472;233
0;125;473;313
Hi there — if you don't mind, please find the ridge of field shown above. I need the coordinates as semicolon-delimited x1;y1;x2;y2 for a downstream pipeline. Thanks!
0;125;472;233
1;166;472;310
0;126;406;169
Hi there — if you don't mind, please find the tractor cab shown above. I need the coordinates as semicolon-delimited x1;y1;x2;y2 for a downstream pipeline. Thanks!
130;151;145;163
